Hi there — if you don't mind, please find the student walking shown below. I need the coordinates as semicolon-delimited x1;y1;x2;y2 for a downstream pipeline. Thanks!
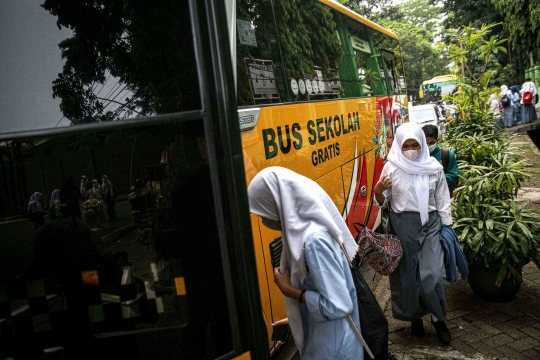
422;125;458;195
510;85;521;126
248;166;363;360
101;175;117;221
28;192;45;230
519;78;538;124
374;122;452;345
499;85;514;128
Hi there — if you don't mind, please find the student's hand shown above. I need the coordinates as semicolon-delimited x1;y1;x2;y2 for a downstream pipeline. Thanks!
374;174;392;195
273;267;292;293
272;318;289;327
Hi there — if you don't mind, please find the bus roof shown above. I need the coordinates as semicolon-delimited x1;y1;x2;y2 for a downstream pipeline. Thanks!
319;0;399;40
422;74;457;86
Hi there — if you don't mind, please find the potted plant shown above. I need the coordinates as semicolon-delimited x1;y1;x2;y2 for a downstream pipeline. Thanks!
443;89;540;302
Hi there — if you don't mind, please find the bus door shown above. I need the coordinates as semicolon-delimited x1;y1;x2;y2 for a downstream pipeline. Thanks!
0;0;268;359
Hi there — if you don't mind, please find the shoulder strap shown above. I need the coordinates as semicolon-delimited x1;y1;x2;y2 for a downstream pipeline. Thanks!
441;147;449;173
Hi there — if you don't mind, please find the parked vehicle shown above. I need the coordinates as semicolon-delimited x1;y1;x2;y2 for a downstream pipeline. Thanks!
408;104;447;136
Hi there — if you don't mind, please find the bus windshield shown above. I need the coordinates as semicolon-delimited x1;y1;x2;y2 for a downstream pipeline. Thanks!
421;75;457;103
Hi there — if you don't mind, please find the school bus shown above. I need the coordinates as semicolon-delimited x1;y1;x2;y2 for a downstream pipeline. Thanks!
237;0;407;355
419;74;458;104
0;0;405;359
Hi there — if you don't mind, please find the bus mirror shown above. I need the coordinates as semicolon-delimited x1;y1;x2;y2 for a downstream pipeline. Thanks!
419;90;424;99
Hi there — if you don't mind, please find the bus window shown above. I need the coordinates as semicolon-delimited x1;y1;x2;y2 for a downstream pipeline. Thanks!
0;0;268;359
236;1;343;106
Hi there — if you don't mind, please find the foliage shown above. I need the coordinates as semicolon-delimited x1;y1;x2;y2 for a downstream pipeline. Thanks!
445;24;507;88
380;19;449;100
395;0;444;35
442;24;540;285
237;0;342;80
42;0;200;124
340;0;395;19
491;0;540;82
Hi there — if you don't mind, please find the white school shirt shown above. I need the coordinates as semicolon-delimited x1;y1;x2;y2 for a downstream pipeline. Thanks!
374;161;453;226
520;81;537;105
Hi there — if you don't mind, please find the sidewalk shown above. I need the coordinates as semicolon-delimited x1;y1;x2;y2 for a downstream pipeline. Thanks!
378;131;540;360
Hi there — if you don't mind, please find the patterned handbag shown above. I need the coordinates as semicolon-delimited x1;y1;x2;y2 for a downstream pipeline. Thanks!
353;222;403;276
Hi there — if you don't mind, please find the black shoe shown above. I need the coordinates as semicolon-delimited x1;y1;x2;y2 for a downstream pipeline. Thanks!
411;318;425;337
431;319;451;344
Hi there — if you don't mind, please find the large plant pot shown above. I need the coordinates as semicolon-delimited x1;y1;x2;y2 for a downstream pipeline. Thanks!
467;263;522;302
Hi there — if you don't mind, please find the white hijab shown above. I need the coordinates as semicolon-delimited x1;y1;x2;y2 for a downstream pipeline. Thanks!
247;166;358;351
28;192;42;212
387;122;443;225
50;189;61;205
500;85;510;96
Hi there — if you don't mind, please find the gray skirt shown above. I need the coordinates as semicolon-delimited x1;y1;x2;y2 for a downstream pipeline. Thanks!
389;211;447;322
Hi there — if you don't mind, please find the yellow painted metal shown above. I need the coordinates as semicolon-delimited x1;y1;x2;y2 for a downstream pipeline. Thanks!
318;0;399;40
250;214;275;347
232;351;251;360
422;74;457;86
242;98;380;188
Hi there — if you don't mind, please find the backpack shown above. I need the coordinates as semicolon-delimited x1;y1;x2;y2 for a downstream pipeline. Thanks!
353;222;403;276
523;91;533;105
500;94;511;107
442;147;457;196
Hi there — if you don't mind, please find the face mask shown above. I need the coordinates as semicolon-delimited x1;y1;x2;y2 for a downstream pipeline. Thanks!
262;217;282;231
402;149;421;161
429;144;437;153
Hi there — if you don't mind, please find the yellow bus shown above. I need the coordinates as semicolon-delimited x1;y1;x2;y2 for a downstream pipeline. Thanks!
419;74;458;104
0;0;406;359
236;0;407;355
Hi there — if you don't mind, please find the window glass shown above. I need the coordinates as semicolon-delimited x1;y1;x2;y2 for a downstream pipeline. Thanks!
236;1;343;106
0;122;233;359
0;0;200;133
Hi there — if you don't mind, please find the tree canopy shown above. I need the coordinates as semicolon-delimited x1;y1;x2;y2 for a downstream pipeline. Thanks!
42;0;200;124
379;19;449;99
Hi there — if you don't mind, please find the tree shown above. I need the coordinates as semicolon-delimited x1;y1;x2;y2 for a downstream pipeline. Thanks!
446;23;507;98
42;0;200;124
491;0;540;81
380;20;449;100
340;0;395;19
396;0;444;36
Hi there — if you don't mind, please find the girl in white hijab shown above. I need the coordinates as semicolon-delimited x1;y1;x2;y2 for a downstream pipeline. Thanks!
28;192;45;229
499;85;514;128
248;166;363;360
373;122;452;345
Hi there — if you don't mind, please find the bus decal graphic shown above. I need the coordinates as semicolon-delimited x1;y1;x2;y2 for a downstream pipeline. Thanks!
342;138;359;220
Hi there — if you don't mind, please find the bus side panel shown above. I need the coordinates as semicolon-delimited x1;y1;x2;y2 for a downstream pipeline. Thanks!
255;218;287;322
250;214;275;347
344;155;370;234
242;100;376;187
314;167;347;218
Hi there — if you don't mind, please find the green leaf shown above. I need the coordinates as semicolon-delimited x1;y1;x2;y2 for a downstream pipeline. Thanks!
495;265;507;287
507;264;523;283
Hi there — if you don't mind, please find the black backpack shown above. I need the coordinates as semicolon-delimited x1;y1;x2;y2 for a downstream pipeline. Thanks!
500;94;511;107
442;147;457;196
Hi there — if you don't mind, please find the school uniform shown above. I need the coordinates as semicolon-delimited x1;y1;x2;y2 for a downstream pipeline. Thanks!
520;81;537;124
248;166;363;360
374;123;452;323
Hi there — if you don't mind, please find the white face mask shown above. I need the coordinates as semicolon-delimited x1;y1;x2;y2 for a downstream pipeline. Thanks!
429;144;437;153
402;149;421;160
262;217;282;231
